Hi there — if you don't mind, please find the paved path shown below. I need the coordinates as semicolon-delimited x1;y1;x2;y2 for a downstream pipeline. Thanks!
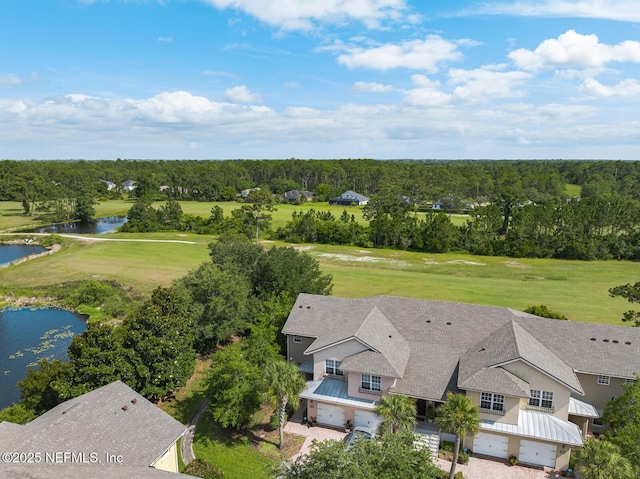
0;231;198;244
180;398;210;465
284;419;348;461
436;456;563;479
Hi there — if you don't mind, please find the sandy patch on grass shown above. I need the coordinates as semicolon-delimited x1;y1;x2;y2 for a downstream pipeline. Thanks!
503;261;528;268
317;253;408;267
424;259;439;264
293;245;315;251
447;259;485;266
352;250;371;255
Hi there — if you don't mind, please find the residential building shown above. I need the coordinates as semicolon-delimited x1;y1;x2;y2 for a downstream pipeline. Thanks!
328;190;369;206
282;190;314;202
0;381;191;478
282;294;640;471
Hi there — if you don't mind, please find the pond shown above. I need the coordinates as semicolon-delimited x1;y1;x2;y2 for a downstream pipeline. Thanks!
0;308;87;410
28;216;128;235
0;244;47;267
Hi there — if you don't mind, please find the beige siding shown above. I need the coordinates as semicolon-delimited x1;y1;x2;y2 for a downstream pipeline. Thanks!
577;373;630;432
466;390;520;425
287;335;315;364
312;339;369;381
347;374;395;400
151;441;179;473
502;360;571;420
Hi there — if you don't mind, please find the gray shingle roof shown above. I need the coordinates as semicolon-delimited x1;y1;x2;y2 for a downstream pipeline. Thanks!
284;293;640;401
0;464;196;479
4;381;186;468
459;321;583;394
458;367;531;398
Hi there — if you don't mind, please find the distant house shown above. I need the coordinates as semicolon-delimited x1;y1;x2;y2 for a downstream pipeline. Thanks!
282;190;313;203
122;180;137;192
328;190;369;206
240;187;260;198
0;381;191;478
100;180;116;191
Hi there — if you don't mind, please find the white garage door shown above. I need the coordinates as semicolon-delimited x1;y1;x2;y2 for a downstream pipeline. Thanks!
519;439;557;468
473;432;509;459
354;410;382;431
317;403;345;428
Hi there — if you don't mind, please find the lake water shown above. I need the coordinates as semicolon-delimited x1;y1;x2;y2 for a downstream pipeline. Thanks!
29;216;128;235
0;245;47;267
0;308;87;410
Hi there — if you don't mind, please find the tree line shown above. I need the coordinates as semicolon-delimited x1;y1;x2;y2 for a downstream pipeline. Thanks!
1;158;639;213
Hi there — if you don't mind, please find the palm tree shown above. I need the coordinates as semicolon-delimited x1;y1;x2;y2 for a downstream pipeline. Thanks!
436;392;480;479
374;394;417;435
574;438;634;479
265;359;307;450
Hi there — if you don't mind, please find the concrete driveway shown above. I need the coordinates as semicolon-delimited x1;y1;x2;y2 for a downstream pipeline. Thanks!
436;456;566;479
284;420;348;461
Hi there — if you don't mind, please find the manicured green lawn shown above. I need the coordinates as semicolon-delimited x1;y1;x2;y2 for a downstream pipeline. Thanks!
0;234;212;295
270;242;638;326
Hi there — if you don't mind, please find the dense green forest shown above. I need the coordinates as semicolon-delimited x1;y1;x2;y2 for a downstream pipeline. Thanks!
1;159;639;260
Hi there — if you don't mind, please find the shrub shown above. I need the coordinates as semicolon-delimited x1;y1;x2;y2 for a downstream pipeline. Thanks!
183;458;225;479
67;280;114;308
40;234;65;248
457;451;469;464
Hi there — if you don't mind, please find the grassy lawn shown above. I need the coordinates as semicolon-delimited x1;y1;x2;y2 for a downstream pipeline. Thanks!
159;357;303;479
268;242;638;326
0;233;212;295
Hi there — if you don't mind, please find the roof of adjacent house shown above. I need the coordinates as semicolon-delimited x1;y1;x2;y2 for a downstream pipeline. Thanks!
481;409;583;445
329;190;369;202
283;294;640;401
0;381;187;477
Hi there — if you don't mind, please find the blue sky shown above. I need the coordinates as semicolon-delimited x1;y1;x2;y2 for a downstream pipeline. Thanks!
1;0;640;160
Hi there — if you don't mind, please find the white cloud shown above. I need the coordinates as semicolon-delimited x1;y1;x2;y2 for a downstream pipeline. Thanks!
469;0;640;22
0;74;23;87
448;66;531;103
509;30;640;71
157;36;173;43
403;66;531;106
224;85;263;103
332;35;474;72
201;0;409;30
352;81;395;93
580;78;640;97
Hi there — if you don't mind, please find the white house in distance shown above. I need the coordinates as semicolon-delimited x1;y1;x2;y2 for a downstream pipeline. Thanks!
328;190;369;206
0;381;192;479
283;293;640;471
122;180;137;192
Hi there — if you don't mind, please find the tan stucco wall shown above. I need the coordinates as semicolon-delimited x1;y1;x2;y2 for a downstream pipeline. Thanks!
576;372;630;432
312;340;369;380
347;374;394;400
502;360;571;420
151;441;179;473
287;335;315;364
466;390;520;425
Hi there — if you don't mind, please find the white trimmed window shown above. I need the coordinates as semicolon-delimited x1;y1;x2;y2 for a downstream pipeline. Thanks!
529;390;554;409
361;374;381;392
325;359;343;376
624;378;635;385
293;335;302;344
597;375;610;386
480;392;504;412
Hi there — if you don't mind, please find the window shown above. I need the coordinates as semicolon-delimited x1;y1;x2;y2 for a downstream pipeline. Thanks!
529;390;554;409
624;378;635;385
293;335;302;344
361;374;381;392
593;408;604;427
325;359;343;376
480;392;504;412
597;375;610;386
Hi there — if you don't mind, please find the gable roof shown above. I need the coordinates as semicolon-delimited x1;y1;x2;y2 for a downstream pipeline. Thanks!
284;293;640;401
458;367;531;398
5;381;186;468
305;306;410;378
459;321;583;394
